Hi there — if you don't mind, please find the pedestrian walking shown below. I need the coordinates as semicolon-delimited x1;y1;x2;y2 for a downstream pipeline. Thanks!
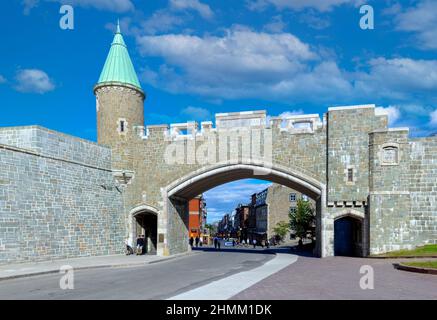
266;239;270;249
195;236;200;248
252;239;257;248
199;237;203;247
213;236;218;249
136;235;144;255
189;237;194;248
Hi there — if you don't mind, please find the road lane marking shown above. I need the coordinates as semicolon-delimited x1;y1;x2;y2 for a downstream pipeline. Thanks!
168;253;298;300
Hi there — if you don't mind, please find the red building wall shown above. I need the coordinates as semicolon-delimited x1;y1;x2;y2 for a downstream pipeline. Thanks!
188;197;202;238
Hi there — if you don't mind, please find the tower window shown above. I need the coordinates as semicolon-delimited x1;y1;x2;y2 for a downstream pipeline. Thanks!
289;193;296;202
347;168;354;182
117;118;128;135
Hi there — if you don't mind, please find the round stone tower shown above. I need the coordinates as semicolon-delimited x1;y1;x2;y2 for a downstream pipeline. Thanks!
94;21;145;171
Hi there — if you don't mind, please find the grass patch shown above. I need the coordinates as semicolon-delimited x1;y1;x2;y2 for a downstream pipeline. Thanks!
374;244;437;257
402;261;437;269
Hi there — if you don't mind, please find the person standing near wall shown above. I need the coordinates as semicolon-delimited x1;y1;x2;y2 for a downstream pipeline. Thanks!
125;236;133;255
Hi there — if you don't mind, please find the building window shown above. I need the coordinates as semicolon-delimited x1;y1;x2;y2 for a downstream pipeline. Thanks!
289;193;297;202
290;207;297;214
117;118;128;135
344;165;356;185
347;168;354;182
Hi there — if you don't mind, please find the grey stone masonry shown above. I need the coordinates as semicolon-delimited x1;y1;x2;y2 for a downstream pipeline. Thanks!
409;137;437;246
327;105;387;203
0;127;124;265
0;126;112;169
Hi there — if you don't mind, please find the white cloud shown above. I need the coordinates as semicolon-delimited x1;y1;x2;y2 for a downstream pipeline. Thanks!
395;0;437;50
0;75;6;84
115;1;212;36
205;180;271;204
204;180;271;222
279;110;304;118
137;28;437;105
170;0;214;19
263;15;287;33
137;28;320;99
354;58;437;100
15;69;55;94
247;0;364;12
139;10;185;35
23;0;39;15
181;106;212;121
375;106;401;126
23;0;134;14
299;10;331;29
430;109;437;126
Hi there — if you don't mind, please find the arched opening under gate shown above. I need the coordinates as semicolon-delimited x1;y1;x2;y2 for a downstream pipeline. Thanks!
334;215;364;257
163;163;327;257
131;207;158;255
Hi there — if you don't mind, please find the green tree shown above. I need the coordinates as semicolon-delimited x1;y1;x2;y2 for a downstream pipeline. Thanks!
205;223;216;235
273;221;290;243
289;199;315;247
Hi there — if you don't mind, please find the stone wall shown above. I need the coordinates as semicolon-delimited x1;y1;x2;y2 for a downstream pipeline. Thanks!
0;126;112;169
368;129;412;253
327;105;387;203
95;84;145;171
408;137;437;245
0;127;125;264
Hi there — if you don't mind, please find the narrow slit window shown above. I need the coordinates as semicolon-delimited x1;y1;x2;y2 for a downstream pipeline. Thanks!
347;168;354;182
120;120;125;133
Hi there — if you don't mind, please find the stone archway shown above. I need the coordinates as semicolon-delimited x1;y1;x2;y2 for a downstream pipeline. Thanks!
158;162;330;257
333;209;366;257
129;205;159;255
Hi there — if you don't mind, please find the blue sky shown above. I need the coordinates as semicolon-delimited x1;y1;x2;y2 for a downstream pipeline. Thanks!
1;0;437;222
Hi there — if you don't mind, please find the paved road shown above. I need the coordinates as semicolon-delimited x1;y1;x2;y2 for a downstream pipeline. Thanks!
2;248;437;300
0;248;275;300
233;255;437;300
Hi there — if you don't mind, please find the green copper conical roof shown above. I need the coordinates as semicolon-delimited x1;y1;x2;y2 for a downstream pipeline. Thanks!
97;21;142;90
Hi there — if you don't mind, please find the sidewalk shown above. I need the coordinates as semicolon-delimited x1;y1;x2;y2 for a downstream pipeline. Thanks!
0;252;196;281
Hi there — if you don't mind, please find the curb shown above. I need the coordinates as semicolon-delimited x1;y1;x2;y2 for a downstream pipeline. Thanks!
0;251;197;282
393;263;437;275
369;255;437;259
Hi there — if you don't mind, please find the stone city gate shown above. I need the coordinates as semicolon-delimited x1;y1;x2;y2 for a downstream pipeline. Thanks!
1;24;435;265
109;106;436;258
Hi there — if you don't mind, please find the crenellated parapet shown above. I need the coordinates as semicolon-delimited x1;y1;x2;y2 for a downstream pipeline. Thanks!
136;110;326;141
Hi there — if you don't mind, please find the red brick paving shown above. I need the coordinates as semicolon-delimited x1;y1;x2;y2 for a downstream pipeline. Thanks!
232;255;437;300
